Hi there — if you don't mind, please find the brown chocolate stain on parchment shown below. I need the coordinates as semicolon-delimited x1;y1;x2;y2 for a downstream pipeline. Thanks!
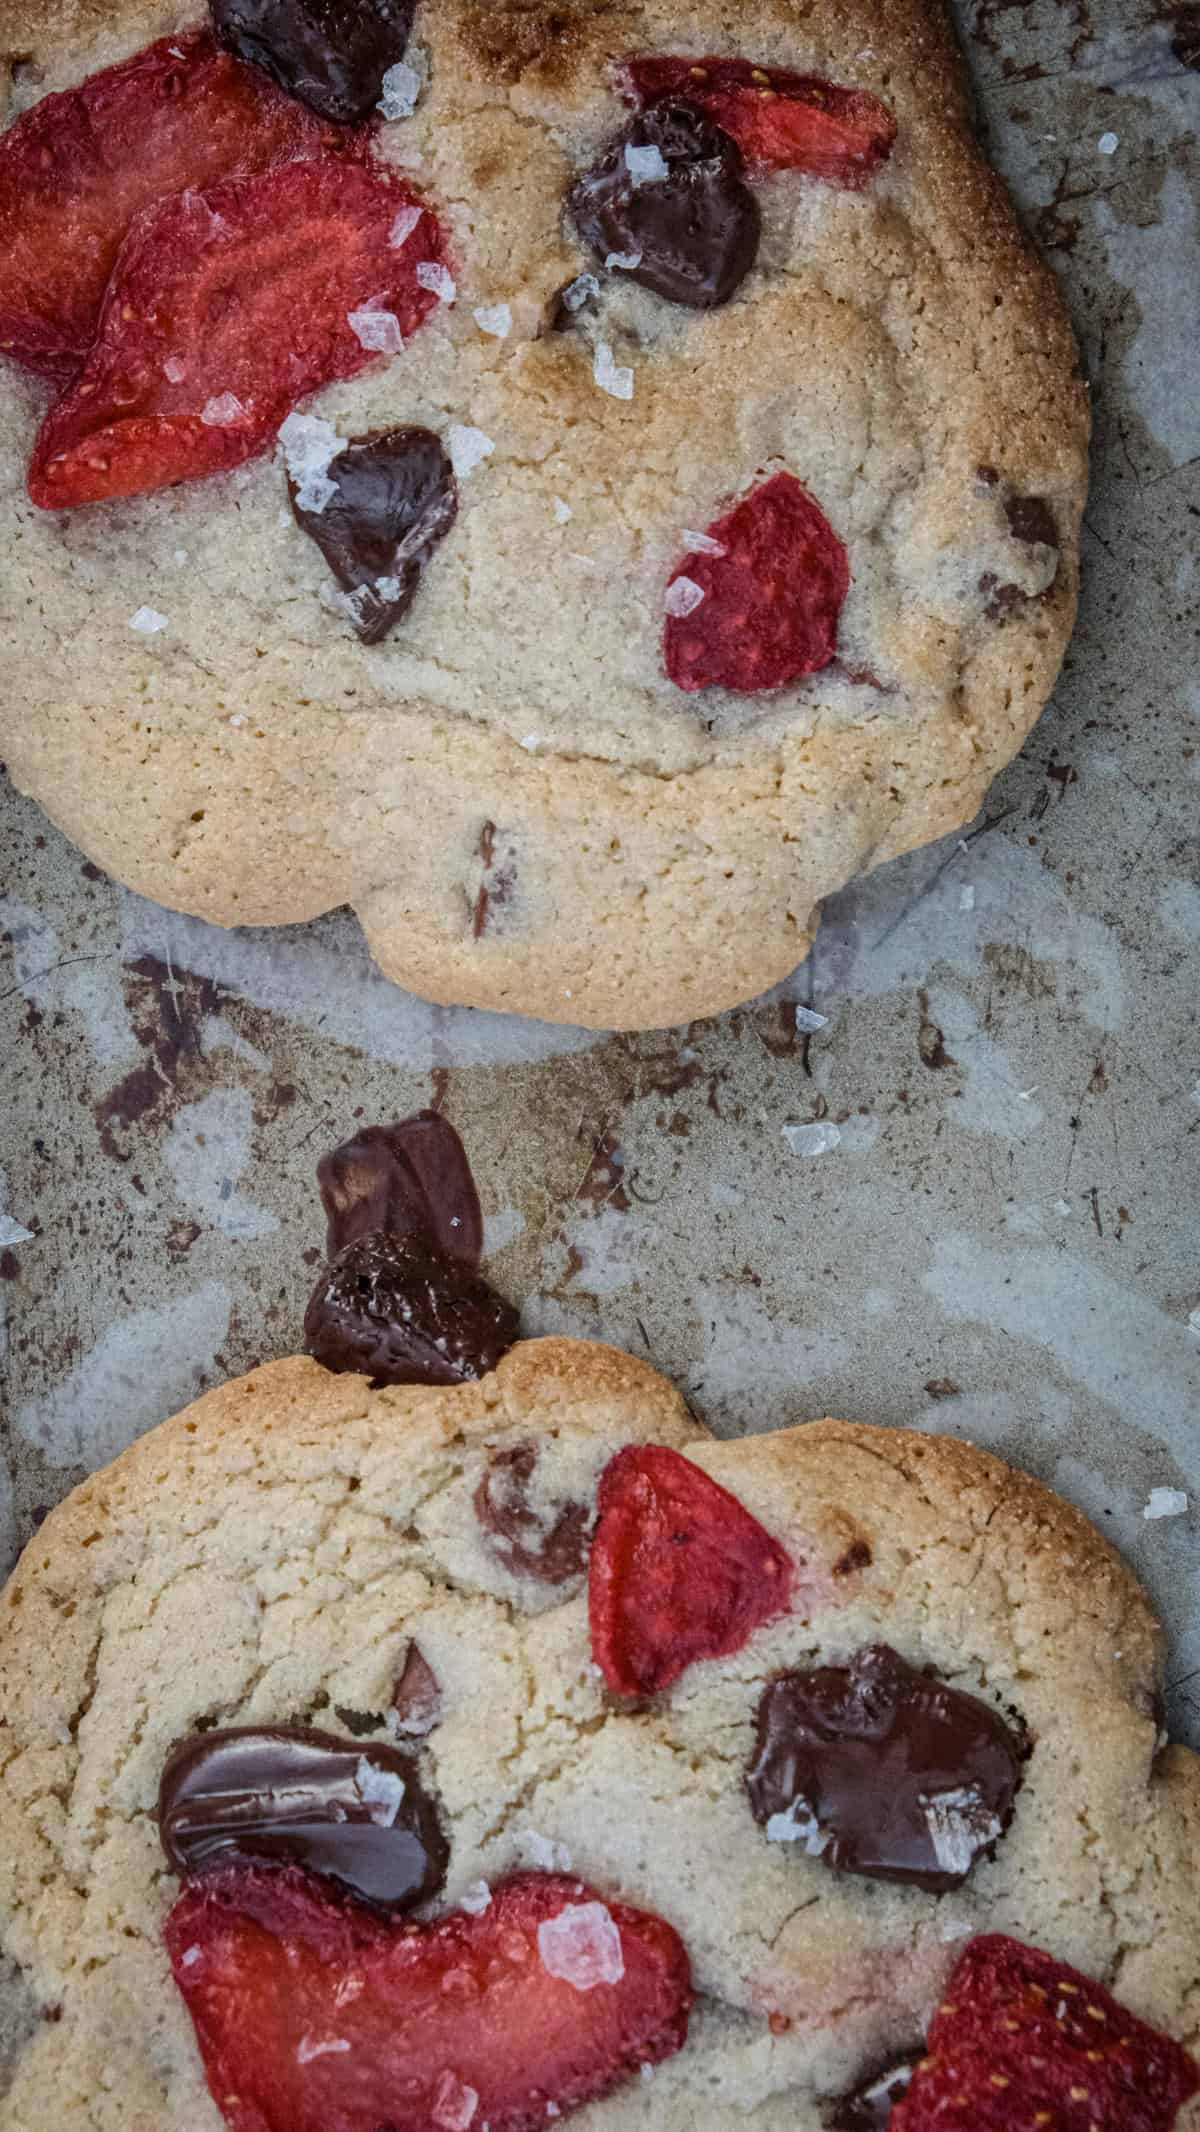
91;958;295;1159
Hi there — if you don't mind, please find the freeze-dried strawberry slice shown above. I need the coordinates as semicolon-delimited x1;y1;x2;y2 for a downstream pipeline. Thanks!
625;56;896;186
28;160;446;509
891;1935;1199;2132
664;472;848;694
164;1866;692;2132
0;29;369;383
589;1445;793;1697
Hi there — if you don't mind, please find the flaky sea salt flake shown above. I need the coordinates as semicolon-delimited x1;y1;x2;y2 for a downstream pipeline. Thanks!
1098;130;1119;154
389;203;423;248
180;1945;202;1969
518;1828;572;1872
604;248;643;271
959;883;976;911
129;606;169;634
537;1902;625;1990
459;1881;492;1914
1144;1489;1188;1520
682;529;725;556
348;304;405;353
200;391;246;426
474;301;512;338
664;575;704;618
794;1005;828;1033
356;1757;405;1825
447;424;494;479
378;60;422;119
783;1121;842;1157
624;142;669;184
432;2070;479;2131
922;1787;1000;1878
296;2035;351;2064
593;341;633;400
418;261;457;305
562;271;599;312
163;356;186;383
765;1799;830;1855
0;1216;33;1246
552;496;572;523
278;411;342;513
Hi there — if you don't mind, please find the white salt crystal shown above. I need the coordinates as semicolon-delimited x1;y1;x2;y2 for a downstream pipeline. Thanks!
296;2036;351;2064
229;714;247;728
1144;1489;1188;1520
200;392;245;426
180;1945;202;1969
922;1787;1000;1878
473;301;512;338
624;142;669;184
518;1829;572;1872
418;261;457;304
1016;1087;1039;1102
765;1799;830;1855
959;883;976;912
1098;130;1119;154
0;1216;33;1246
278;411;342;514
447;424;494;478
783;1121;842;1157
593;341;633;400
537;1903;624;1990
682;529;725;556
552;497;572;523
794;1005;828;1033
640;2063;655;2082
389;204;423;248
561;271;599;312
520;734;540;750
173;547;189;565
163;356;186;383
604;248;643;271
129;607;169;634
374;574;402;601
378;60;421;118
1054;1199;1072;1216
356;1757;405;1826
1188;1308;1200;1337
348;305;405;353
459;1881;492;1914
664;575;704;618
432;2071;479;2131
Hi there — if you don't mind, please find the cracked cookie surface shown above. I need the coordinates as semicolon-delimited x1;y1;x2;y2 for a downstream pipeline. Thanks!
0;0;1087;1028
0;1337;1196;2129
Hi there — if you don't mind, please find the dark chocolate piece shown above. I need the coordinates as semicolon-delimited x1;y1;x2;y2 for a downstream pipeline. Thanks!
211;0;415;123
1004;493;1058;549
474;1442;591;1583
827;2057;918;2129
746;1644;1024;1891
392;1643;442;1737
569;102;760;310
304;1230;519;1387
979;572;1026;623
158;1725;447;1911
289;427;457;645
317;1112;483;1265
1173;9;1200;69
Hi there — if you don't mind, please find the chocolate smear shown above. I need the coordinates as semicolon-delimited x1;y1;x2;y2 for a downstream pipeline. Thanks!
159;1724;447;1911
289;427;457;645
304;1230;519;1387
211;0;416;123
570;102;760;310
318;1112;483;1265
746;1644;1024;1891
474;1442;591;1583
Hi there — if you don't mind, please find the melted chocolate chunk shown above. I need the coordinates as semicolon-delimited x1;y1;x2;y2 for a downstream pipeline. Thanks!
827;2058;918;2130
569;102;760;310
979;572;1026;623
158;1725;447;1911
211;0;415;123
318;1113;483;1266
304;1231;519;1387
290;427;457;646
746;1644;1024;1891
392;1643;442;1737
474;1442;591;1584
1005;493;1058;549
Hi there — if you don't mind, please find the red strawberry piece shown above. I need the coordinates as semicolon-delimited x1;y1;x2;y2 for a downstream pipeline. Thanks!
891;1934;1200;2132
0;29;370;384
625;56;896;186
28;159;447;510
164;1866;693;2132
664;471;848;695
589;1444;793;1697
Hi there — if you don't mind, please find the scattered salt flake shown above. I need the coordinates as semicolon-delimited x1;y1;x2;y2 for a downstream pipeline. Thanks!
537;1903;625;1991
229;714;247;729
1143;1488;1188;1520
0;1216;33;1247
518;1829;572;1872
356;1757;405;1826
1054;1199;1072;1217
959;883;976;912
562;271;599;312
348;305;405;353
296;2036;351;2064
624;140;669;183
447;424;494;478
389;203;423;248
129;606;169;634
765;1799;830;1855
278;411;342;513
938;1914;975;1943
334;1975;364;2007
180;1945;202;1969
604;248;643;271
922;1787;1000;1879
520;734;541;751
664;574;704;618
173;547;189;565
1098;130;1120;154
432;2071;479;2131
378;59;421;119
374;574;402;601
794;1005;828;1034
682;528;725;556
640;2063;656;2082
418;261;457;305
552;496;572;523
1189;1308;1200;1339
473;301;511;338
163;356;186;383
783;1121;842;1157
593;341;633;400
1016;1087;1039;1102
459;1881;492;1915
200;391;246;426
546;2108;560;2121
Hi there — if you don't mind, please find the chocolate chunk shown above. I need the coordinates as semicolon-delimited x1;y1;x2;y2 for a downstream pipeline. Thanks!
827;2058;918;2130
746;1644;1024;1891
1005;493;1058;549
474;1442;591;1583
392;1643;442;1737
304;1230;520;1388
318;1113;483;1266
1171;8;1200;69
290;427;457;645
158;1725;447;1911
210;0;415;123
978;572;1026;623
569;103;760;310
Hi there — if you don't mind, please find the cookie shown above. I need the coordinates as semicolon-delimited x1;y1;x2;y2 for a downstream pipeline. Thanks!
1;1337;1196;2130
0;0;1087;1029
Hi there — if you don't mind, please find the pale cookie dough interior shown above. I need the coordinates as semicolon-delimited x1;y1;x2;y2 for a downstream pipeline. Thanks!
0;1338;1195;2130
0;0;1088;1027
